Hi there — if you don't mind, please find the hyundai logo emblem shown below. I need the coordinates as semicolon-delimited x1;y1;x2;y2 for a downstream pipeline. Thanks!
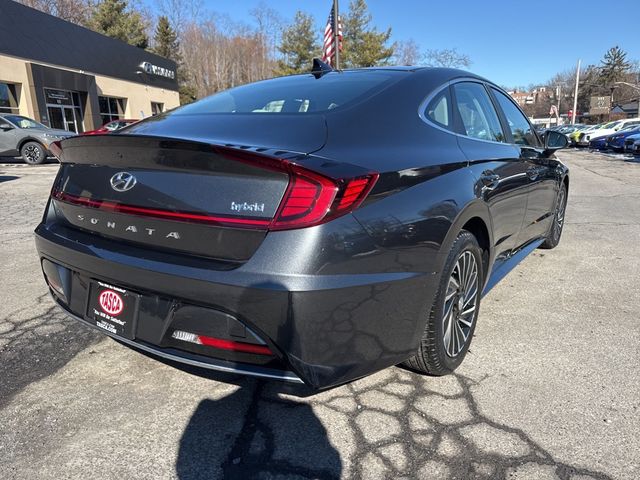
110;172;137;192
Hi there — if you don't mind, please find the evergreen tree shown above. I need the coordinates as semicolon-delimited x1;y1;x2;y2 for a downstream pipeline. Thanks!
599;46;631;85
152;16;180;60
152;16;197;105
341;0;394;68
90;0;148;49
277;11;319;75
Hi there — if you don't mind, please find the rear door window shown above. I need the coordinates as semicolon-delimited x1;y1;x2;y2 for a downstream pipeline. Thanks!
452;82;505;142
491;88;539;146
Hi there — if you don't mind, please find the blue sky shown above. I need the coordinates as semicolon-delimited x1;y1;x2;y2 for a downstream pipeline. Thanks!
176;0;640;88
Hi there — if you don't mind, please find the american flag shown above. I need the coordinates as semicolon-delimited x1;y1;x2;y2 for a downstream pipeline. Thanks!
322;4;343;66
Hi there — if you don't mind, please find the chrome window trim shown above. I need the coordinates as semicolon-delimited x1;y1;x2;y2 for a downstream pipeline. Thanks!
418;77;513;147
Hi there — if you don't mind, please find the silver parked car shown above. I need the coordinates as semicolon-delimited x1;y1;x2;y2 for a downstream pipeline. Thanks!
0;114;75;164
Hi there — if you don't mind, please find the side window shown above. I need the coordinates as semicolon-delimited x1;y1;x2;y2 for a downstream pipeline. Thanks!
425;88;452;130
491;88;538;146
452;82;505;142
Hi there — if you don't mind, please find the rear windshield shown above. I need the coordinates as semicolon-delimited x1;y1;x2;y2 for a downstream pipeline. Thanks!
170;71;400;115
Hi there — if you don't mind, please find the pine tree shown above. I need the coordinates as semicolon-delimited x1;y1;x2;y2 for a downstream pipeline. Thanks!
90;0;148;49
151;16;197;105
152;16;180;60
341;0;394;68
277;11;319;76
599;46;631;85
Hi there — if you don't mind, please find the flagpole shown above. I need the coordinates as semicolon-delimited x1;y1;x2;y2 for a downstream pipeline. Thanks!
333;0;340;69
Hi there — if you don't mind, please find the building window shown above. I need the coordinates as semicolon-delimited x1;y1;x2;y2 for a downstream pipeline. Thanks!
0;83;19;114
151;102;164;116
99;96;126;124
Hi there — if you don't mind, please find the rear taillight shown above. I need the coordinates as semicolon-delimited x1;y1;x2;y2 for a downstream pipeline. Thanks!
270;166;378;231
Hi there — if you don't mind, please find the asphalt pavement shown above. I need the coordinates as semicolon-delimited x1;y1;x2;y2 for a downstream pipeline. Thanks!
0;150;638;479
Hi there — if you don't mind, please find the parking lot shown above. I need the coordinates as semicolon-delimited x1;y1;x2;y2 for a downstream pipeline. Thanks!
0;149;638;480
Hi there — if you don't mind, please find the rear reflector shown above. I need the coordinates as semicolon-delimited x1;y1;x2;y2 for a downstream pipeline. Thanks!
171;330;273;355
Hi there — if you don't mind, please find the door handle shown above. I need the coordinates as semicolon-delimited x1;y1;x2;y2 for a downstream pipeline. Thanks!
479;171;500;191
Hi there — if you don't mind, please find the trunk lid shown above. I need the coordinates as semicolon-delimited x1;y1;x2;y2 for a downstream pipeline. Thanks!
50;133;313;262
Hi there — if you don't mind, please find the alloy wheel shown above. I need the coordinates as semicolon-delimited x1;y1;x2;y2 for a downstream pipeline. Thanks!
23;144;42;163
442;250;479;357
555;187;567;234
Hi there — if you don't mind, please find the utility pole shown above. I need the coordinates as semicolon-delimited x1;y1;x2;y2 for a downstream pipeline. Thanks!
333;0;340;70
556;84;562;125
571;59;581;124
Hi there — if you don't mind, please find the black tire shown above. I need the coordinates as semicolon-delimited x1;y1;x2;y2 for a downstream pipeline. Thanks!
540;183;567;250
403;230;483;376
21;141;46;165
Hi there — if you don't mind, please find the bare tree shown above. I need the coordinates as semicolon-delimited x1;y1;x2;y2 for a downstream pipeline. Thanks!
180;17;276;99
18;0;94;25
393;39;422;66
424;48;471;69
156;0;202;40
250;3;282;80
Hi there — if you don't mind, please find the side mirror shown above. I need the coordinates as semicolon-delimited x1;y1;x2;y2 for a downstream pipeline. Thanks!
0;123;13;131
543;130;568;154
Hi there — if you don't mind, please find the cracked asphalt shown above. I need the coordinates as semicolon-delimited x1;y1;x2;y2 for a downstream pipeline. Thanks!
0;150;639;479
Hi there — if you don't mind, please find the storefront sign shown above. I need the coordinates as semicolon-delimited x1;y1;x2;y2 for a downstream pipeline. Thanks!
139;62;175;80
45;88;73;105
590;96;611;115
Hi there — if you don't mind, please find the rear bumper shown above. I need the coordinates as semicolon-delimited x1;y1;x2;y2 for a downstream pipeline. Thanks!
49;295;304;383
35;217;436;390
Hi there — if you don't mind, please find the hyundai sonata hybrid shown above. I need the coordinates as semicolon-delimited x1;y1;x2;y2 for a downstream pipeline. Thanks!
35;64;569;390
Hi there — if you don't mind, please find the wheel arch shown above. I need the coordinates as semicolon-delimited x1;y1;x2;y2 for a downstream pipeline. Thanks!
18;137;47;152
440;200;494;285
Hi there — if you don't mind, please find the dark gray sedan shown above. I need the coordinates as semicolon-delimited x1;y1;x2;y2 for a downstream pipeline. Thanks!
0;114;75;164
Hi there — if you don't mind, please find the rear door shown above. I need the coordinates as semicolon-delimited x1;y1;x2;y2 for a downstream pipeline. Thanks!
451;81;529;262
489;87;558;245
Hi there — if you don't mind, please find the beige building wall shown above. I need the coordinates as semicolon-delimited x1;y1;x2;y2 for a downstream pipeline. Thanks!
96;75;180;119
0;54;37;116
1;53;180;126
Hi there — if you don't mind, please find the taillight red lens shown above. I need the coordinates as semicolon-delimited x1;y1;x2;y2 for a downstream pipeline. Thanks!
271;168;378;230
271;166;338;230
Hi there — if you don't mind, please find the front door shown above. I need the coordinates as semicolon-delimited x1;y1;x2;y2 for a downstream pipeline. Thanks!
451;81;529;263
47;106;79;133
48;106;65;130
63;107;78;133
489;87;559;245
44;88;83;133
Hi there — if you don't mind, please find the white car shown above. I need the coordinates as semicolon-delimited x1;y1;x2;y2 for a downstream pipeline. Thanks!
580;118;640;145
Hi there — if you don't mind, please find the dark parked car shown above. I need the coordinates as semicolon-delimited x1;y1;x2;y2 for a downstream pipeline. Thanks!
589;136;609;150
35;65;569;390
607;125;640;152
624;133;640;154
0;113;75;164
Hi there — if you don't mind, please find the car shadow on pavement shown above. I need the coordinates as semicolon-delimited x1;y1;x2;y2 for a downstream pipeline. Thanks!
176;379;342;479
172;367;615;480
0;175;19;183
